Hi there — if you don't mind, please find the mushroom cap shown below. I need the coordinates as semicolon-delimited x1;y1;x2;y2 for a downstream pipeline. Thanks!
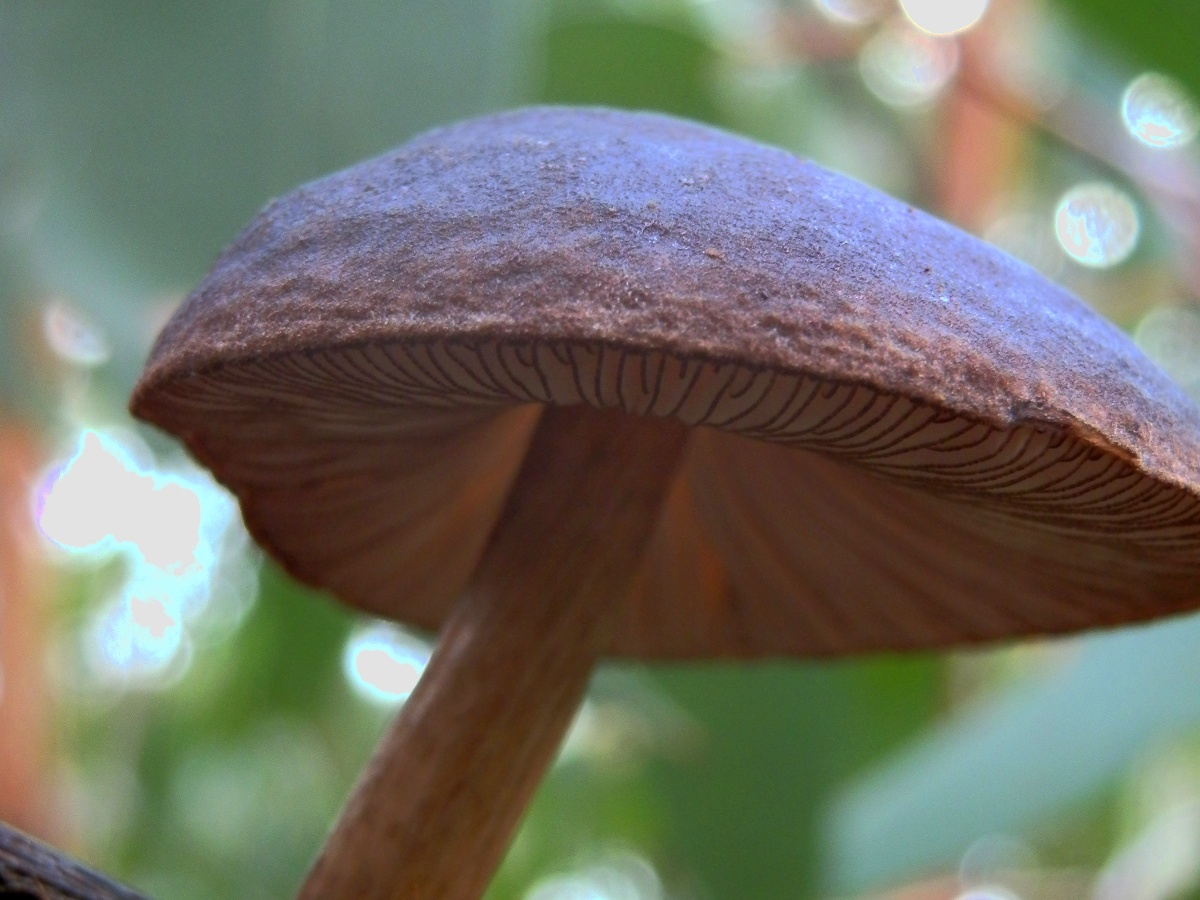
132;107;1200;658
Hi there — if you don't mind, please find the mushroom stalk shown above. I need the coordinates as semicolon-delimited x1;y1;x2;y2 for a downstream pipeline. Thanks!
298;404;690;900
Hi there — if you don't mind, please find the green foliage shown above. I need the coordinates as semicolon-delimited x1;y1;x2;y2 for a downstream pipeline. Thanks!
650;659;939;898
541;14;721;123
1055;0;1200;99
829;616;1200;892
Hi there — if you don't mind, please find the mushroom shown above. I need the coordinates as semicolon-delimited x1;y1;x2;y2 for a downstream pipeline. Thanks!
130;107;1200;899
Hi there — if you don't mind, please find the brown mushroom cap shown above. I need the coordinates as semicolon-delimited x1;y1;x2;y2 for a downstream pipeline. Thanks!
132;106;1200;658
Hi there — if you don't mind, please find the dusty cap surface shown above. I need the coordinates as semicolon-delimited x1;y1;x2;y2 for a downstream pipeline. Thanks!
132;106;1200;658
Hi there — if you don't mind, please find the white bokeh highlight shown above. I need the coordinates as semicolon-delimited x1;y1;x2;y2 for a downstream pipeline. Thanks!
1122;73;1199;150
1054;182;1140;268
342;622;432;705
859;20;959;108
899;0;989;35
952;889;1021;900
1134;306;1200;400
35;428;252;687
812;0;888;27
525;850;663;900
42;301;111;367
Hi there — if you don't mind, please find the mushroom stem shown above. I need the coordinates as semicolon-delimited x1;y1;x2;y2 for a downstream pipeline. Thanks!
297;404;690;900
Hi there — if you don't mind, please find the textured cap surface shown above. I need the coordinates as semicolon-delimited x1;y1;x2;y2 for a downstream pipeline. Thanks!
132;107;1200;658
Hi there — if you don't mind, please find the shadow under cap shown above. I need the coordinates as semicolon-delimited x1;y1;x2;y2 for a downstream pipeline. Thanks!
132;106;1200;658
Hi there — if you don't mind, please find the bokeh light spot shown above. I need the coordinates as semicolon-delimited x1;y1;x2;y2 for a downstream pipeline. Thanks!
525;851;663;900
1122;73;1199;149
859;21;959;108
42;301;111;367
899;0;988;35
1134;306;1200;399
984;210;1064;277
343;623;431;705
1053;182;1139;268
958;834;1036;899
953;889;1021;900
88;594;186;682
812;0;888;27
38;431;206;571
35;428;246;687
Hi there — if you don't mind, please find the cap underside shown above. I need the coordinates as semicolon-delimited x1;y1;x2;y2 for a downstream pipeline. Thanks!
138;337;1200;658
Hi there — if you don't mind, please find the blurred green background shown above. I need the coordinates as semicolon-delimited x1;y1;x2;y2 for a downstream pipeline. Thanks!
3;1;1200;898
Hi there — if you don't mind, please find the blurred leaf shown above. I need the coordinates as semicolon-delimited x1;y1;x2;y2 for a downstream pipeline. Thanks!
651;656;939;899
189;562;354;735
0;1;517;279
827;615;1200;893
1052;0;1200;100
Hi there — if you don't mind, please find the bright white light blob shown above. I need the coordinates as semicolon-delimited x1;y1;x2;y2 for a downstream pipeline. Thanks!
1054;183;1139;268
1134;306;1200;399
859;21;959;108
900;0;988;35
342;623;431;705
812;0;888;27
525;851;663;900
1122;73;1200;149
86;595;190;684
38;431;205;571
35;429;247;687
